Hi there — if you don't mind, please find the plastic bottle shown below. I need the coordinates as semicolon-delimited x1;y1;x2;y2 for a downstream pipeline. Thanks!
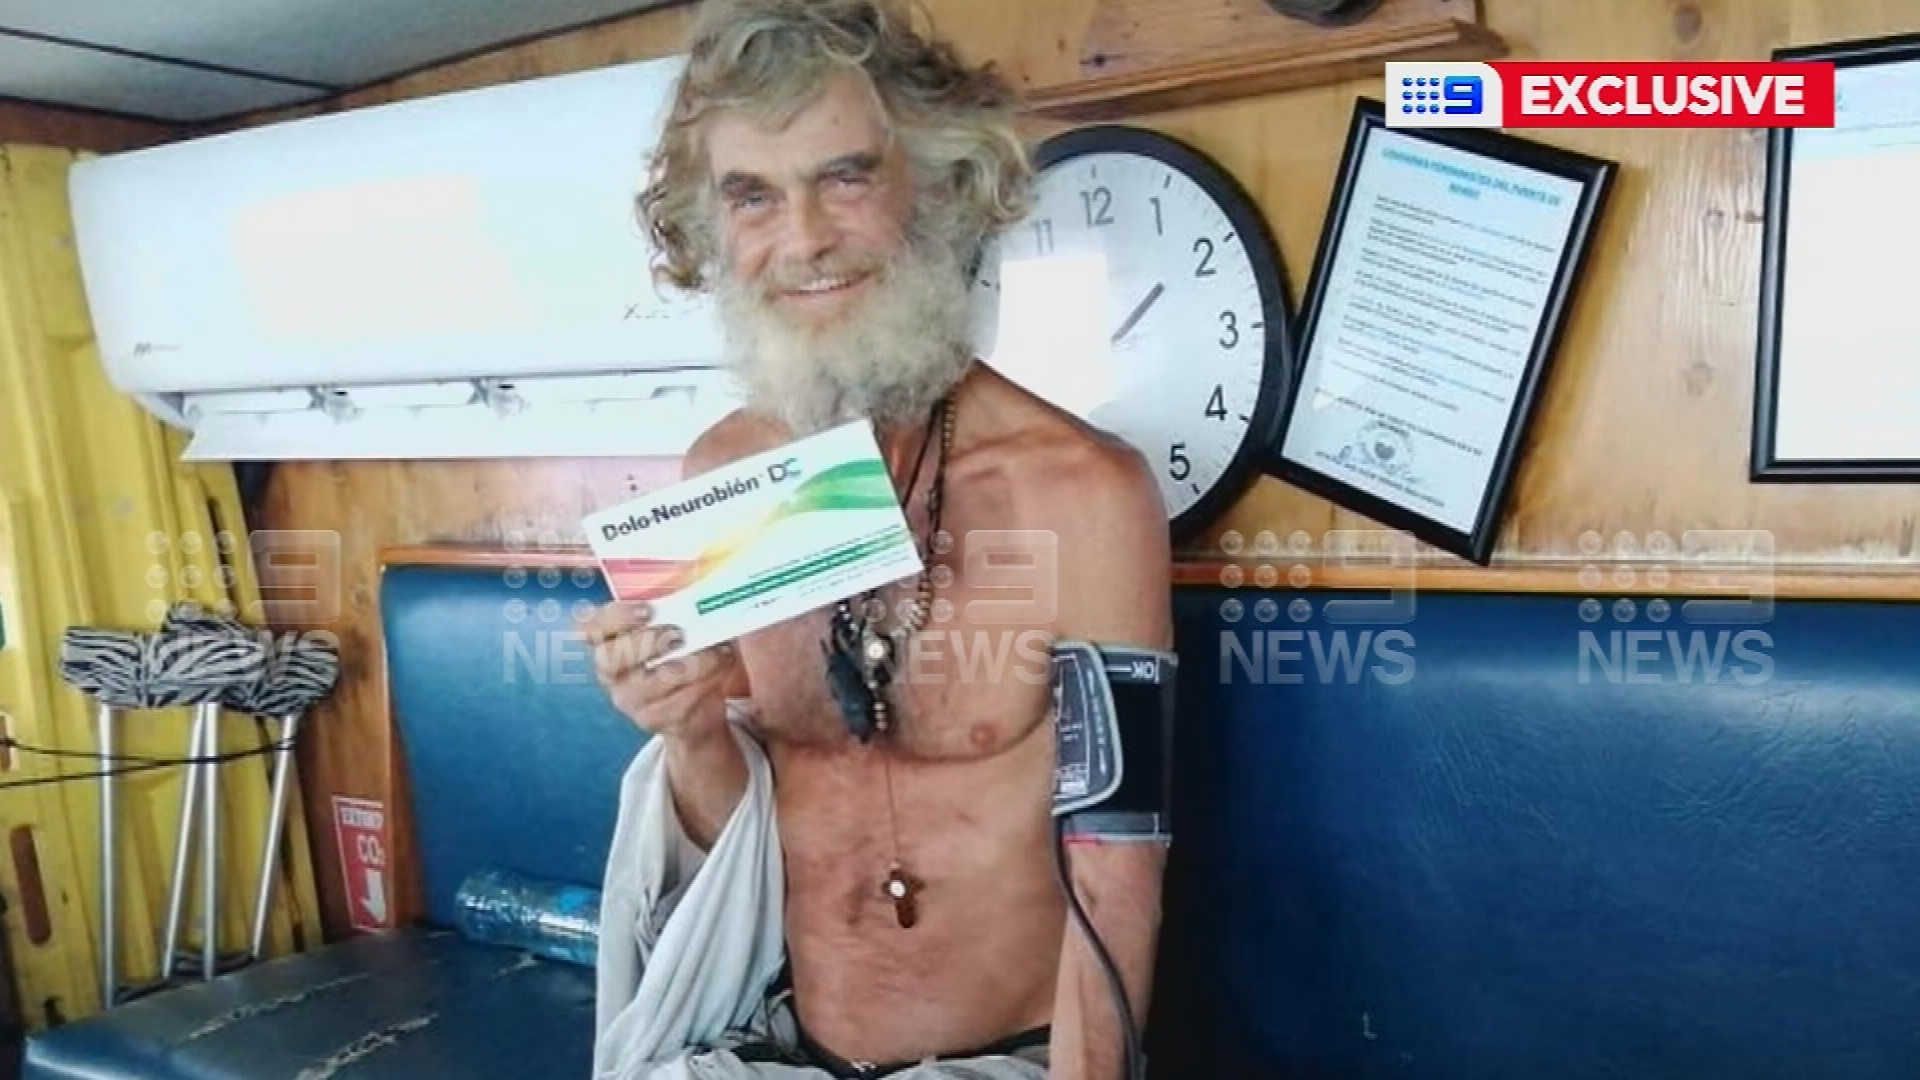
453;869;601;967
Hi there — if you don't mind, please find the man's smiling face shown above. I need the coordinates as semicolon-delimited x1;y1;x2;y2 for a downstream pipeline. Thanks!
707;70;916;333
704;69;976;436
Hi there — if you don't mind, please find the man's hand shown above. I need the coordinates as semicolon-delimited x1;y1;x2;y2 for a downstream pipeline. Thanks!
585;601;749;848
586;602;737;738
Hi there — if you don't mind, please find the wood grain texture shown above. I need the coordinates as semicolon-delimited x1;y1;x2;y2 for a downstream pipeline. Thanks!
1174;558;1920;600
243;0;1920;937
1080;0;1480;70
0;100;185;153
397;547;1920;602
1200;0;1920;567
1025;0;1503;120
382;546;599;570
1024;15;1503;122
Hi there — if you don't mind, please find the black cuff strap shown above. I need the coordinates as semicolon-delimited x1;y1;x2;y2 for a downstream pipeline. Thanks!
1052;641;1176;838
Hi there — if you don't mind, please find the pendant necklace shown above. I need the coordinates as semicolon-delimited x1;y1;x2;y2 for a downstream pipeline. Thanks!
822;394;954;928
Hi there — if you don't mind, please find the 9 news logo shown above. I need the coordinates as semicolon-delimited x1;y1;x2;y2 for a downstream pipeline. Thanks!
1387;62;1504;128
1386;60;1833;130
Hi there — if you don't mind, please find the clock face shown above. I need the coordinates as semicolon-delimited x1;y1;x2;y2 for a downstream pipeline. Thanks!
968;126;1291;542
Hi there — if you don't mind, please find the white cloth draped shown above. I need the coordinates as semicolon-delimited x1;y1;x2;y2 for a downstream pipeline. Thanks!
592;717;1049;1080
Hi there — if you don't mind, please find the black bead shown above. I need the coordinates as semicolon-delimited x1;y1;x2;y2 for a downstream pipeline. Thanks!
825;639;878;743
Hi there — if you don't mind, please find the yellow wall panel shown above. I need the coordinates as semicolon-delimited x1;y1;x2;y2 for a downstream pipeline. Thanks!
0;145;321;1030
0;498;99;1023
7;148;92;346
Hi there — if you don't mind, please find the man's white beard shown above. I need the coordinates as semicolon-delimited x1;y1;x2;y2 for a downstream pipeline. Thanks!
717;235;974;437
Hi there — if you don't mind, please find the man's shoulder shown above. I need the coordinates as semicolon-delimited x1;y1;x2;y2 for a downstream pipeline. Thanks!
978;380;1160;531
970;372;1172;645
1028;429;1158;530
683;408;786;480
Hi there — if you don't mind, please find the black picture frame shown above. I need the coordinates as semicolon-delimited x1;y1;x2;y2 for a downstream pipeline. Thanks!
1752;31;1920;481
1264;97;1616;566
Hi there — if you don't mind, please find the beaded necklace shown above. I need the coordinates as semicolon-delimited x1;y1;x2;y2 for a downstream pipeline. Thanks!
820;393;954;927
823;394;952;741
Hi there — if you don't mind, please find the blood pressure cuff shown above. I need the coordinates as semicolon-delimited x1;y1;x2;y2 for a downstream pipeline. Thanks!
1050;640;1177;839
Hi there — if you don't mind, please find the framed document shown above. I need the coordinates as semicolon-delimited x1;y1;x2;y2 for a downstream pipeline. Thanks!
1754;32;1920;480
1267;98;1616;565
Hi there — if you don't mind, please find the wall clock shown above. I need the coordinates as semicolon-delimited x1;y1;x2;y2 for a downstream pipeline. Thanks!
969;125;1294;544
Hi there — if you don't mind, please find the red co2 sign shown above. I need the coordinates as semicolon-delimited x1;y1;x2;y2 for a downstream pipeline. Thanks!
331;796;392;932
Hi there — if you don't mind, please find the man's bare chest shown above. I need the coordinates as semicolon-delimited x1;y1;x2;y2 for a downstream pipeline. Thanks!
735;567;1057;762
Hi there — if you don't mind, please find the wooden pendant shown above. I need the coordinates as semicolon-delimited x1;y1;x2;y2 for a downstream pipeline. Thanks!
882;863;921;929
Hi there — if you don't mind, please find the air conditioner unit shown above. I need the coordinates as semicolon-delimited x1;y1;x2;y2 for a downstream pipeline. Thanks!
67;54;743;462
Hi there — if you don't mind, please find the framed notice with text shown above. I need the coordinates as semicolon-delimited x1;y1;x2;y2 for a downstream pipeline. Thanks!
1267;98;1616;565
1754;32;1920;480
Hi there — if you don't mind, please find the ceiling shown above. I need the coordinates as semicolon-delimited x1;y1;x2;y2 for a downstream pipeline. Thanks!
0;0;687;125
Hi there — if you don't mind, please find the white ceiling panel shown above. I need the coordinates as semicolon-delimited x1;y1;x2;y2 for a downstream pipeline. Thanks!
0;33;324;121
0;0;671;93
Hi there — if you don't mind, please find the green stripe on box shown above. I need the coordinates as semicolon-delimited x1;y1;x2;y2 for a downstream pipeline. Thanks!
698;526;911;614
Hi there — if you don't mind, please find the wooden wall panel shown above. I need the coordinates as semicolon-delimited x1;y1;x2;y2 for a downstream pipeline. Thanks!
1209;0;1920;566
0;100;183;153
248;0;1920;936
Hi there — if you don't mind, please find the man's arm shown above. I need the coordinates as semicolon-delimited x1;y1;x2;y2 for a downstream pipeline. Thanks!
653;410;764;849
1043;442;1175;1080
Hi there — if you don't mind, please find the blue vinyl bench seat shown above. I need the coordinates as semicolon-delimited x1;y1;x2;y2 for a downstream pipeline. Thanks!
1148;588;1920;1079
27;564;639;1080
28;571;1920;1080
24;931;594;1080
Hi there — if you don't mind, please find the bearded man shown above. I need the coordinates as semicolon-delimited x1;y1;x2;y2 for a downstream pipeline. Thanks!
586;2;1174;1078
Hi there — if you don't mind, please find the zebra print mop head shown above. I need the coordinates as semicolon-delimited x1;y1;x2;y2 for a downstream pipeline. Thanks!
161;604;341;716
59;625;270;710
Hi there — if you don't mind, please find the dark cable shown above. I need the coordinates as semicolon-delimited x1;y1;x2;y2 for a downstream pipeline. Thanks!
0;736;291;791
1;733;292;765
1054;818;1146;1080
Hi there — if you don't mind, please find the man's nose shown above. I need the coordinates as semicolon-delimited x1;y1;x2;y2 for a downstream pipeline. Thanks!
780;191;838;263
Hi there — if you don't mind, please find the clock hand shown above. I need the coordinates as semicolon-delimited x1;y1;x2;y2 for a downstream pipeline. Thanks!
1110;282;1165;344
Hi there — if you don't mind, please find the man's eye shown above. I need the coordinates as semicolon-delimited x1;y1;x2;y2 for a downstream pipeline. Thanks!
733;192;771;211
829;172;869;189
